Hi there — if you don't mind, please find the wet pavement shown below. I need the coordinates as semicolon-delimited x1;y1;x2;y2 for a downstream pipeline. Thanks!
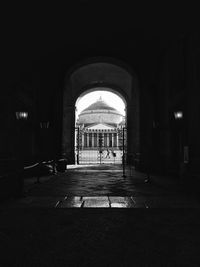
1;164;199;209
56;196;135;208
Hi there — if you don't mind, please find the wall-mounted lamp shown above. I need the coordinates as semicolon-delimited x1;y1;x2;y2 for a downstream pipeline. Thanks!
40;121;50;129
15;111;28;120
174;111;183;120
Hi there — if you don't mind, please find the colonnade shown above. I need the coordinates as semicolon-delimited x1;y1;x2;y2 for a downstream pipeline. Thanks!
79;130;119;149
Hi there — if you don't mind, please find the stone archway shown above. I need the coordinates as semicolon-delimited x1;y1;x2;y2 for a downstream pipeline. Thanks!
62;57;140;164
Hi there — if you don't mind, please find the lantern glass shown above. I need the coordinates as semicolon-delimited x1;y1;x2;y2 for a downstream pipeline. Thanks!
16;111;28;120
174;111;183;120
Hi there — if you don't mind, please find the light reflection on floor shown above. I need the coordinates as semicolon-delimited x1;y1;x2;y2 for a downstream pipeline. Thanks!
56;196;135;208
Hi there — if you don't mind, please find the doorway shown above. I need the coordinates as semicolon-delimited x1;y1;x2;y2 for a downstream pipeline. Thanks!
74;89;127;165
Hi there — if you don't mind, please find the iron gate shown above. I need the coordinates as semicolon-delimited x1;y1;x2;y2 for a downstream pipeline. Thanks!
75;127;127;165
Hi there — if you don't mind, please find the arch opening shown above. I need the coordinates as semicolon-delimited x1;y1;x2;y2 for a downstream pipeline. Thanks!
62;58;140;167
74;88;127;165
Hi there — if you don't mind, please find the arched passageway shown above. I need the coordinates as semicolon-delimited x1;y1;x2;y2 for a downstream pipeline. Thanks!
62;58;140;165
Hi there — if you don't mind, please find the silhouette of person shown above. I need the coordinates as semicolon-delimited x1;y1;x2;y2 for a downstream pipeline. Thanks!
111;149;116;157
105;148;110;158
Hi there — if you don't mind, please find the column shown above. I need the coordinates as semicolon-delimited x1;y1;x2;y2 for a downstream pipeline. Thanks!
82;132;84;149
97;132;99;147
112;133;114;147
116;131;119;147
91;133;94;147
107;133;109;147
102;133;105;148
87;133;89;148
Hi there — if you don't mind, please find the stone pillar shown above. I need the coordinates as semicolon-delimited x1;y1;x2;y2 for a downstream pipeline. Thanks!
107;133;109;147
97;132;99;147
87;133;89;148
127;105;135;153
82;131;84;149
102;133;105;147
112;133;114;147
62;104;75;164
116;131;119;147
127;88;140;167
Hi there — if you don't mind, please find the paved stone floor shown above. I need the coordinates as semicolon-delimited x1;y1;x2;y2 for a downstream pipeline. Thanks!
1;165;200;266
1;164;199;209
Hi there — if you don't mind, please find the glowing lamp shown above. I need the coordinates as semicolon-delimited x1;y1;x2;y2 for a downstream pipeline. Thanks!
174;111;183;120
15;111;28;120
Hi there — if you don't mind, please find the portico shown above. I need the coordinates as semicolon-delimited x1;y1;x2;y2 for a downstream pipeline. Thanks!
79;127;121;150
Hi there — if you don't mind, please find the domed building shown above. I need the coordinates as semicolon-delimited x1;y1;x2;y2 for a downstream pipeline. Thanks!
76;97;126;150
78;96;124;125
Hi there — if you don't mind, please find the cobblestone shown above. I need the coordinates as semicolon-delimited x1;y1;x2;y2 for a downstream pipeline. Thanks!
0;164;199;209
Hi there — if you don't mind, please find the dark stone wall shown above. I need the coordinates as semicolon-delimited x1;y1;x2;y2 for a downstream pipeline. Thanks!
187;32;200;175
153;31;200;177
0;84;37;162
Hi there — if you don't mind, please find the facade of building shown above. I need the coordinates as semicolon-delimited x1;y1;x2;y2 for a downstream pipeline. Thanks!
76;97;126;150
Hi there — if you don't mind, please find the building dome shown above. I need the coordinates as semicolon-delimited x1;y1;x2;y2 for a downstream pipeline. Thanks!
83;98;117;112
78;97;124;125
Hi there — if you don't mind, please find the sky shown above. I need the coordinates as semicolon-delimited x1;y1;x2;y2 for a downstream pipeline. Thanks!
75;91;126;119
